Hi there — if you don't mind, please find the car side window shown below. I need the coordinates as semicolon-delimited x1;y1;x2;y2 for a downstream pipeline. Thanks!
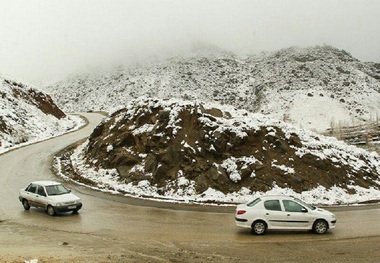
283;200;305;213
264;200;282;211
26;184;37;193
37;186;46;196
247;198;261;207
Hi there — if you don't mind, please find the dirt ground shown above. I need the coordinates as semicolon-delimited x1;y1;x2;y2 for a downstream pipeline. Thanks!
2;216;380;263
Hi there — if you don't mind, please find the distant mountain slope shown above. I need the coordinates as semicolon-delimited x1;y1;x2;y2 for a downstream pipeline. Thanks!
45;45;380;132
0;77;79;149
248;46;380;131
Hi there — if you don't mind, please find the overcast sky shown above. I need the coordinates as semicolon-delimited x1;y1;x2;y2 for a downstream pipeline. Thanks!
0;0;379;85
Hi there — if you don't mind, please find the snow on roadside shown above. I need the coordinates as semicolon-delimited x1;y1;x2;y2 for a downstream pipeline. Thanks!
0;114;84;155
57;141;380;206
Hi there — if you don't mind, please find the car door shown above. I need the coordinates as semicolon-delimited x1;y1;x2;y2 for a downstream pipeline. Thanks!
282;200;312;229
24;183;38;206
34;185;48;208
263;199;288;228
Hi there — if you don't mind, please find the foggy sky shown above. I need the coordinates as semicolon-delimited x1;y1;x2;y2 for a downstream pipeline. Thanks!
0;0;379;85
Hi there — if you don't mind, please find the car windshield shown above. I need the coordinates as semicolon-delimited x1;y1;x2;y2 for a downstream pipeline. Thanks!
45;184;70;196
294;198;316;210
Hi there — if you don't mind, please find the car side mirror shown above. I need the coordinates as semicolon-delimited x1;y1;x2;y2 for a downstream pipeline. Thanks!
302;208;308;213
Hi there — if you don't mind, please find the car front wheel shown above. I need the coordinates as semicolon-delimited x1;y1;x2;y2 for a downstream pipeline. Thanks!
251;220;267;235
22;199;30;210
313;219;328;234
47;205;56;216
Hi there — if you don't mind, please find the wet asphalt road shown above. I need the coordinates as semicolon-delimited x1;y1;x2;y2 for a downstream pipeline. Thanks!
1;112;380;262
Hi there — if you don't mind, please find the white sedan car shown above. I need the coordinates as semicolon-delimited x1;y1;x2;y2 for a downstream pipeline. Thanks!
235;195;336;235
19;181;82;216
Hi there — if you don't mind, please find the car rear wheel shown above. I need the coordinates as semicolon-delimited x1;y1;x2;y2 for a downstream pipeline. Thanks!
47;205;56;216
251;220;267;235
313;219;328;234
22;199;30;210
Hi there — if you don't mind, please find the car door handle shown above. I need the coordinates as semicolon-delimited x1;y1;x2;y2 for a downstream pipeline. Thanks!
287;214;290;216
266;213;269;215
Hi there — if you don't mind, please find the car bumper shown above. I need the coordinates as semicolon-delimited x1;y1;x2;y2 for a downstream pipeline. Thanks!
329;220;337;229
54;203;82;213
235;217;250;228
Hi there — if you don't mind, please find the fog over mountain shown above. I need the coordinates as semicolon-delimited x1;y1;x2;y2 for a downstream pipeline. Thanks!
0;0;379;84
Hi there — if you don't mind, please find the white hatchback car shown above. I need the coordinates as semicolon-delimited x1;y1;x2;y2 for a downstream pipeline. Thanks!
235;195;336;235
19;181;82;216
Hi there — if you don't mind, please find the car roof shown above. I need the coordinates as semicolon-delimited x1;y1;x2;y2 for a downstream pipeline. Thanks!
30;180;62;186
259;195;296;200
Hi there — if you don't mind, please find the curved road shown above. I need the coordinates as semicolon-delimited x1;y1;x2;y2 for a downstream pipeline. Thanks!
1;113;380;262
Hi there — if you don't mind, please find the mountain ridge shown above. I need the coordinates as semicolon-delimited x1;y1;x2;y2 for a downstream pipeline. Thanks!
44;45;380;133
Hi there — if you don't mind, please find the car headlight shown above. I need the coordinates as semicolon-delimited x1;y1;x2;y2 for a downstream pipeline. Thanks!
56;203;63;206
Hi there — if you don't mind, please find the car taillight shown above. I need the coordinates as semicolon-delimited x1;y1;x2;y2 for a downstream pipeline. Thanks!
237;210;246;215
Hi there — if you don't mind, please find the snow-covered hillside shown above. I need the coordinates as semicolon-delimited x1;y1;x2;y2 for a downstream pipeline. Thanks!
55;97;380;205
0;77;81;150
249;46;380;132
45;45;380;133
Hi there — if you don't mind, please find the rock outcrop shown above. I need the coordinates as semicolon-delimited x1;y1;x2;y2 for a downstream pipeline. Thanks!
73;98;380;198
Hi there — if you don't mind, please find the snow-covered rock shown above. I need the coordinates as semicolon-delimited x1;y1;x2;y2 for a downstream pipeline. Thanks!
56;97;380;205
0;76;80;150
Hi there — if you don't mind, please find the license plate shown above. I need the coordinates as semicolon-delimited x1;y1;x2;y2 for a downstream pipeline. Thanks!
68;205;76;209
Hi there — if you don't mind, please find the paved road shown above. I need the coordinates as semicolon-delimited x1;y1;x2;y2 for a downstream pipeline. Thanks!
1;113;380;262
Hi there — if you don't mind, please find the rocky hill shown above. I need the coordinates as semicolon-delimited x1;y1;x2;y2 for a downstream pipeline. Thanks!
58;98;380;204
45;45;380;133
0;77;79;149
